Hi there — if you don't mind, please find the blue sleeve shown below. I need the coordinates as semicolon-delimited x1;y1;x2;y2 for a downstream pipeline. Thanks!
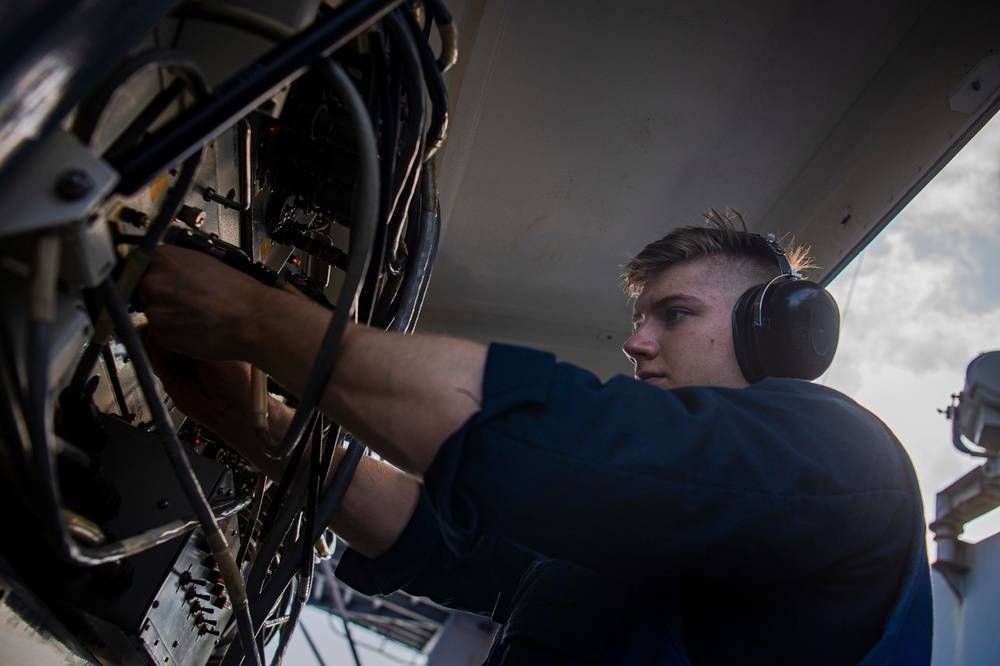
336;490;538;616
421;343;917;581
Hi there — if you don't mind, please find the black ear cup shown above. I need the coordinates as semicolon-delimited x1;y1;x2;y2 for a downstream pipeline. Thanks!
732;279;840;384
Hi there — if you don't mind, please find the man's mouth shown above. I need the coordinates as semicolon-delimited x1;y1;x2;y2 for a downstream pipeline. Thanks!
636;371;664;385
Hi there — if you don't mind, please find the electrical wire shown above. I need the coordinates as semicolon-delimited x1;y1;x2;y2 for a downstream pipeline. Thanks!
69;51;210;396
254;414;312;547
72;49;211;147
381;9;426;273
400;159;440;333
188;4;383;462
373;156;438;332
95;277;263;666
260;56;379;461
267;417;325;666
223;436;365;666
423;0;458;73
22;241;251;564
400;5;448;160
357;23;421;322
27;234;71;557
173;1;297;43
100;344;132;420
242;423;342;657
68;146;203;395
111;0;404;194
236;472;268;566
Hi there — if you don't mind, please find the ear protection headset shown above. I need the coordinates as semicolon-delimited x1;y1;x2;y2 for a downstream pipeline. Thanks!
731;233;840;384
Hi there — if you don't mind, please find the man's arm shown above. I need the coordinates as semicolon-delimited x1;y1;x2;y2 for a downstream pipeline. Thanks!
143;342;420;558
140;244;486;475
234;398;422;559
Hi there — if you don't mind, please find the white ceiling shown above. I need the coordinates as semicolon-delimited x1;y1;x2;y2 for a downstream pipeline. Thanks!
419;0;1000;378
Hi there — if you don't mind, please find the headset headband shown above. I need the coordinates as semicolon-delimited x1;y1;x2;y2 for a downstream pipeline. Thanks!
761;232;800;279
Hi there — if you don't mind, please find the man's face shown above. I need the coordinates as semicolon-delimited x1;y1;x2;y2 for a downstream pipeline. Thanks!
623;257;750;390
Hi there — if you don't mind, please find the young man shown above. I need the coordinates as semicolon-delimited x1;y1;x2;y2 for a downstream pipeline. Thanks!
138;212;931;664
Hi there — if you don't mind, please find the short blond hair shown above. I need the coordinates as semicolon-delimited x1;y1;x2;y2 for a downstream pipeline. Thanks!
620;208;814;298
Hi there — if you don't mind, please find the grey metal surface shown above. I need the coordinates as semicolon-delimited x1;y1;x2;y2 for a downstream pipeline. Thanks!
932;531;1000;665
421;0;1000;379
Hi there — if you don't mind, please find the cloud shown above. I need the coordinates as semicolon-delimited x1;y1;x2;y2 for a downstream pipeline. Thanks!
825;114;1000;542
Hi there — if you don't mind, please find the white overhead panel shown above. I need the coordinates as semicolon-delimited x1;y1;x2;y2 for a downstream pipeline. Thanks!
422;0;1000;379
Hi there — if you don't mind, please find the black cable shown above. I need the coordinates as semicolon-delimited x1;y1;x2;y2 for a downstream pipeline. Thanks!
374;157;438;332
224;437;365;666
27;321;64;547
100;337;131;421
245;473;308;601
402;159;440;333
235;472;267;566
306;419;324;550
101;78;191;165
423;0;458;72
365;30;397;306
325;562;364;666
240;419;318;646
260;57;379;461
111;0;404;194
69;53;208;397
68;146;203;396
400;6;448;159
255;413;312;542
96;278;263;666
73;49;211;146
380;9;426;273
0;292;32;503
356;9;424;323
173;1;299;43
423;0;453;25
244;421;341;618
385;132;424;271
268;418;324;666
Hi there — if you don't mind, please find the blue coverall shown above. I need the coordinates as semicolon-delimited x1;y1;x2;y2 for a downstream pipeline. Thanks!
338;344;932;664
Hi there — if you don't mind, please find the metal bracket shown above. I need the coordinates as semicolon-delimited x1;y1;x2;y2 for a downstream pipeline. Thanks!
950;54;1000;115
0;128;118;239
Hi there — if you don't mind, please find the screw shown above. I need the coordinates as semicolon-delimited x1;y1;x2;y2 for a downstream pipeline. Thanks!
118;207;149;228
158;499;170;509
177;204;206;228
972;80;982;92
56;169;94;201
202;187;248;212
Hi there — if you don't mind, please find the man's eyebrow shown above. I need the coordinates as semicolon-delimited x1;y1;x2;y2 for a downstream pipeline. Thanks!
632;294;705;324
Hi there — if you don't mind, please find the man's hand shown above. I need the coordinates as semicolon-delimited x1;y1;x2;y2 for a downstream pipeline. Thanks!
136;241;486;556
145;338;254;443
139;243;489;476
138;245;266;362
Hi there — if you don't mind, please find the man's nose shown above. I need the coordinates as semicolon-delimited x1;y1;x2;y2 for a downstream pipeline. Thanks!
622;325;658;364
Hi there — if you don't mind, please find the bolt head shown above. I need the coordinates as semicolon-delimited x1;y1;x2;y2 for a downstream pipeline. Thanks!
55;169;95;200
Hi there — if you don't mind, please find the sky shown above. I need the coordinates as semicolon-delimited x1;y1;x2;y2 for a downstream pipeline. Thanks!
822;112;1000;543
275;102;1000;666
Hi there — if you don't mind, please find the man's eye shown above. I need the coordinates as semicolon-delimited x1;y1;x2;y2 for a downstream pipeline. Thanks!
665;309;688;322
